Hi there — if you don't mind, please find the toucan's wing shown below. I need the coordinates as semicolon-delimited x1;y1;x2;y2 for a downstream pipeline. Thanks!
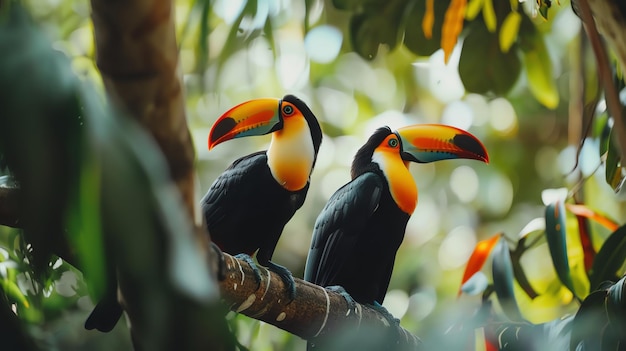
304;172;383;286
201;151;268;230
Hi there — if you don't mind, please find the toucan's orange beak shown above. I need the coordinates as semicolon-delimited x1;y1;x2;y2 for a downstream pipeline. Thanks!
395;124;489;164
208;98;283;150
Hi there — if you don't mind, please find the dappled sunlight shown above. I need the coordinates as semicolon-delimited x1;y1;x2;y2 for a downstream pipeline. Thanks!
441;100;474;131
7;0;626;349
304;25;342;63
488;97;518;136
449;165;479;204
406;287;437;322
438;226;477;270
382;289;410;320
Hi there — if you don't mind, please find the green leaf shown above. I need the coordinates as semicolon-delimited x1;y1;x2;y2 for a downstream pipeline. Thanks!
519;17;559;109
349;0;407;60
459;23;521;95
65;130;107;300
2;280;29;308
596;112;610;155
537;0;550;20
545;200;577;297
332;0;382;11
605;128;624;190
606;276;626;334
499;11;521;53
588;225;626;291
492;237;523;321
404;0;449;56
569;289;606;351
0;2;82;273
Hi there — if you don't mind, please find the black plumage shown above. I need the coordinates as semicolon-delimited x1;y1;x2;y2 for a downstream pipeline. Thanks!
304;127;405;304
203;95;322;292
202;151;309;266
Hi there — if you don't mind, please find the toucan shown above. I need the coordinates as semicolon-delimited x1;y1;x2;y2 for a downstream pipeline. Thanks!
202;94;322;297
304;125;488;308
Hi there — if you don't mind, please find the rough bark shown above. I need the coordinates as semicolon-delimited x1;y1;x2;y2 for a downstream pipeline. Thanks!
89;0;197;225
88;1;230;350
217;252;421;350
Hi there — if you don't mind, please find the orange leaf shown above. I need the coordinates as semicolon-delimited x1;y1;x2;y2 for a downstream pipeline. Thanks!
458;233;502;297
565;203;620;232
422;0;434;39
441;0;467;63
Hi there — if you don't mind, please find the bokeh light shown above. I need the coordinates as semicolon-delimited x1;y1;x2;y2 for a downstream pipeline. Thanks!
438;226;477;270
305;25;343;64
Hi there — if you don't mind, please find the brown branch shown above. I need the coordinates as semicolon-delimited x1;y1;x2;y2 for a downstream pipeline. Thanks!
577;0;626;160
90;0;197;225
218;252;422;350
0;185;420;349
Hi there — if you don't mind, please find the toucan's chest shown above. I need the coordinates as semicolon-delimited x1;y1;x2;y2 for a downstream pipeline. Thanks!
266;117;315;191
372;152;417;215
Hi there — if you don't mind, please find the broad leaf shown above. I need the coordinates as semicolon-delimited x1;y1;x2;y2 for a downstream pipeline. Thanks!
349;1;407;60
589;225;626;291
545;201;577;297
492;238;523;321
404;0;449;56
569;290;607;351
519;16;559;109
459;23;521;95
606;276;626;336
458;233;501;296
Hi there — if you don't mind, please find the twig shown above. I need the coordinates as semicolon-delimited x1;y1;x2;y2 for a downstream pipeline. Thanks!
577;0;626;160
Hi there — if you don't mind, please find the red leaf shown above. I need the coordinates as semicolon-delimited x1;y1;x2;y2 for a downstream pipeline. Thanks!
565;203;619;232
569;203;596;272
458;233;502;297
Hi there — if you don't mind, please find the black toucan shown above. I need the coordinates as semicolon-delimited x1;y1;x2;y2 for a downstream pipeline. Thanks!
304;125;488;306
202;94;322;296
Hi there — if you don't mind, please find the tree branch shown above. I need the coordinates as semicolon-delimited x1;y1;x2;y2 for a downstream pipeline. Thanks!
217;252;421;350
90;0;197;224
0;185;421;349
576;0;626;160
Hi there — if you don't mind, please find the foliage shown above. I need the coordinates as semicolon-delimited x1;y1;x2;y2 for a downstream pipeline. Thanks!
2;0;626;350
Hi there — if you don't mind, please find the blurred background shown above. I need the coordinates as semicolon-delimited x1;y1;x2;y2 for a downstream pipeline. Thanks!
2;0;624;349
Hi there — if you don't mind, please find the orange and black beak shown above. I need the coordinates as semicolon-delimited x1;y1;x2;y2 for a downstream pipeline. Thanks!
208;98;283;150
395;124;489;164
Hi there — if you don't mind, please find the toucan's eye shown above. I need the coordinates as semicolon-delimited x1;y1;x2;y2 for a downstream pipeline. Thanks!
388;138;399;148
282;104;294;116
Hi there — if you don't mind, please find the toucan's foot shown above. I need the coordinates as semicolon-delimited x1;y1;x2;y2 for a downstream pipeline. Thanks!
210;242;226;281
370;301;400;325
327;285;357;312
234;253;263;284
266;261;296;301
